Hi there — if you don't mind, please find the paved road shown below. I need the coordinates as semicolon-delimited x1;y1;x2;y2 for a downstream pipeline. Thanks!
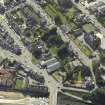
60;91;91;104
61;87;90;93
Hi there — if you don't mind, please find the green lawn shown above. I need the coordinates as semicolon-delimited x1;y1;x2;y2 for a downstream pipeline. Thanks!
69;35;93;58
31;56;38;64
15;79;23;89
52;70;64;82
63;6;78;22
83;23;95;33
77;71;82;82
44;4;67;24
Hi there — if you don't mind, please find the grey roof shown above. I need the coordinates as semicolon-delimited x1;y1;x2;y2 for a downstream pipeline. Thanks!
47;62;61;73
41;57;61;73
44;58;58;67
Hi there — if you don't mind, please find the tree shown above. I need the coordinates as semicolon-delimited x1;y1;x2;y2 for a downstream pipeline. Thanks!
99;49;105;63
75;0;79;3
42;27;57;42
54;15;62;25
32;48;42;59
92;60;100;70
57;44;69;60
47;35;64;47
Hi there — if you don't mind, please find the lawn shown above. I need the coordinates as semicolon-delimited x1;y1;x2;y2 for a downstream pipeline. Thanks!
44;4;67;24
44;4;57;16
77;71;83;82
15;79;23;89
52;70;65;82
31;56;38;64
69;35;93;58
50;46;58;56
83;23;95;33
63;6;79;22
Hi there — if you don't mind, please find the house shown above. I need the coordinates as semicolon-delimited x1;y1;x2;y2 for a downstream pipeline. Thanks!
74;13;90;25
96;5;105;16
88;1;105;16
0;68;16;89
84;76;93;89
22;85;49;97
72;28;83;37
4;0;26;10
0;32;21;55
58;0;73;10
40;57;61;73
72;59;82;68
84;32;101;50
28;70;45;83
0;3;5;14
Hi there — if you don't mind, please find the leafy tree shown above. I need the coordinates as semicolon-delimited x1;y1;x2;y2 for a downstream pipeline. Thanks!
57;44;69;60
42;27;57;42
92;60;100;70
99;49;105;63
32;48;42;59
47;35;64;47
75;0;79;3
54;15;62;25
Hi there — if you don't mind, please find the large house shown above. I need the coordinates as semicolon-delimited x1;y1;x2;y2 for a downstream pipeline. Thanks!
50;0;73;10
88;1;105;16
40;57;61;73
0;68;16;89
84;32;101;50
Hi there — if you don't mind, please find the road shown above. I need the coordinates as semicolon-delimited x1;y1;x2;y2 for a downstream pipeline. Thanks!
61;87;90;93
60;91;91;104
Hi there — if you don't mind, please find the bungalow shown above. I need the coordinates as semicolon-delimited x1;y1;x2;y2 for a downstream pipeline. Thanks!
40;57;61;73
84;32;101;50
73;28;84;37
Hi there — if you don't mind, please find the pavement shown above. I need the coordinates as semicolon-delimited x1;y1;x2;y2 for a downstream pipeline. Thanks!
0;97;48;105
